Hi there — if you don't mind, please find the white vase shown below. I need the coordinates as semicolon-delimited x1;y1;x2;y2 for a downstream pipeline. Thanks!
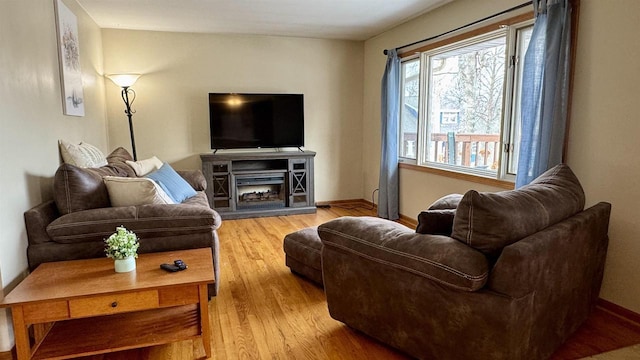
114;256;136;273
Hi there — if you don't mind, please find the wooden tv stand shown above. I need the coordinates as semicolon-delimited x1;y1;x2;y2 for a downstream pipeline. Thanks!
200;151;316;219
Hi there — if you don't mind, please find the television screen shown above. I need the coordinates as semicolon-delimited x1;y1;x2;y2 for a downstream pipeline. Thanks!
209;93;304;150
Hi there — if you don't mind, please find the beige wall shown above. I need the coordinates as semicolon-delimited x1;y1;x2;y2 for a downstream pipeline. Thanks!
101;30;364;202
0;0;107;350
568;0;640;313
363;0;640;313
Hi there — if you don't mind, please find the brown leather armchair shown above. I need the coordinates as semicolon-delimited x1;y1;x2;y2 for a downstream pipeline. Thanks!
318;165;611;359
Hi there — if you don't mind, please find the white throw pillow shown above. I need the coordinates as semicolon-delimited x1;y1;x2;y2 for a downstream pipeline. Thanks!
126;156;164;176
103;176;175;206
58;140;108;168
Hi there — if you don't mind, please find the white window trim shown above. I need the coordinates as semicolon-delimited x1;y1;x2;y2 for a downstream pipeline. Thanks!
398;19;534;183
398;54;420;165
503;19;535;181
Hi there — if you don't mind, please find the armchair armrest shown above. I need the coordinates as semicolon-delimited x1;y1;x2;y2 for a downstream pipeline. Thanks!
318;216;489;291
177;170;207;191
428;193;463;210
488;202;611;298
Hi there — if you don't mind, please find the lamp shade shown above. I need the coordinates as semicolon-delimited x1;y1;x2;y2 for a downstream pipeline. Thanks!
107;74;141;88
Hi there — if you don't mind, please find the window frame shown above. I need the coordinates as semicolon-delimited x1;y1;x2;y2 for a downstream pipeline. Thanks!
397;13;535;185
503;20;535;178
420;29;507;178
398;56;421;159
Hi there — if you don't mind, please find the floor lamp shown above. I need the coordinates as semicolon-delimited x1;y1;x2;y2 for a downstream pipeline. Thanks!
107;74;141;161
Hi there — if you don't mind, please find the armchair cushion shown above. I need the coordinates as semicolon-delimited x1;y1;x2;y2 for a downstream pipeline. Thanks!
451;164;585;258
416;209;456;236
415;194;462;235
319;216;489;291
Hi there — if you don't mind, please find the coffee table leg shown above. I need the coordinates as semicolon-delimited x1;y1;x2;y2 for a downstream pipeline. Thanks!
199;284;212;358
11;306;31;360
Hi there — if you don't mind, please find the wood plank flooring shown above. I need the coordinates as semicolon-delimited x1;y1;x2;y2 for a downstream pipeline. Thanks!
11;204;640;359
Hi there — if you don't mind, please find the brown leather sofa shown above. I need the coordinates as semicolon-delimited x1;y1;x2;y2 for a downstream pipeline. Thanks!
24;148;221;297
318;164;611;360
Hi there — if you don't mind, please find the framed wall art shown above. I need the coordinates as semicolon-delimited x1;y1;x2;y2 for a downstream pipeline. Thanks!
54;0;84;116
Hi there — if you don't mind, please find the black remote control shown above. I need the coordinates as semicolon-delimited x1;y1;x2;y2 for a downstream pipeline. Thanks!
174;259;188;270
160;263;181;272
160;260;188;273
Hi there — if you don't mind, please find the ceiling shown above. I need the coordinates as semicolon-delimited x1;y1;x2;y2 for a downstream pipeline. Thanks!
76;0;453;41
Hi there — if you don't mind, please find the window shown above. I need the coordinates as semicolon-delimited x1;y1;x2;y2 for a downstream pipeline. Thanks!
399;20;533;181
399;59;420;159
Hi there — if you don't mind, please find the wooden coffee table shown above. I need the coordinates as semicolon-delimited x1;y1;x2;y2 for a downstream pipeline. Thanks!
0;248;215;360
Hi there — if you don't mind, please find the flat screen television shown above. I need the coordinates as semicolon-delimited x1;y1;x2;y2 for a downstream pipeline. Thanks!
209;93;304;150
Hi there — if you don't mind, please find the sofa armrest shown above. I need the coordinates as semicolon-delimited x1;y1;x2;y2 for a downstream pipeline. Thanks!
488;202;611;298
318;216;489;291
24;200;59;245
177;170;206;191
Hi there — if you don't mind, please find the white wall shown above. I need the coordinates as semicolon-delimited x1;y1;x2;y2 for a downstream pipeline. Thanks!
101;30;364;202
0;0;107;350
363;0;640;313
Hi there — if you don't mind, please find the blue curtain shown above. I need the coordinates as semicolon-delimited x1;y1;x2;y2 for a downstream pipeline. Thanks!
378;49;400;220
516;0;572;188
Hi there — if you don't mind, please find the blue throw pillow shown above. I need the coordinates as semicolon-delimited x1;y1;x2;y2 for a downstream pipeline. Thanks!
145;162;197;203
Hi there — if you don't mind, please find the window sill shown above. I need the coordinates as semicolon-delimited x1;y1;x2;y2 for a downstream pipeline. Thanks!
399;162;514;190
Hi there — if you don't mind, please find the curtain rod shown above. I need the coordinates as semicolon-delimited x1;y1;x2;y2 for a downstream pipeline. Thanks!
384;1;533;55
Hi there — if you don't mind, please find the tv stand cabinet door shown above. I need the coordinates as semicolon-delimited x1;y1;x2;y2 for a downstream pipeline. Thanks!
288;157;314;208
204;160;234;211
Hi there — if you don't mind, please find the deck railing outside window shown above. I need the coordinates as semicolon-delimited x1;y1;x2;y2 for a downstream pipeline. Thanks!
402;132;501;171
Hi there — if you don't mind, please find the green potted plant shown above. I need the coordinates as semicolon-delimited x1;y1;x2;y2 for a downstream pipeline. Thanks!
104;226;140;273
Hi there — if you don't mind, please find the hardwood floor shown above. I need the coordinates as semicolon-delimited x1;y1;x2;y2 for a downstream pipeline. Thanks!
554;305;640;359
15;204;640;359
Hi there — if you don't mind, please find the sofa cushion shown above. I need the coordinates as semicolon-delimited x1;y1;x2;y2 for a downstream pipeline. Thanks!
176;170;207;191
54;163;128;215
146;163;197;203
181;191;211;207
106;147;137;177
451;164;585;258
126;156;163;176
58;140;108;168
319;216;489;291
103;176;175;206
46;199;221;244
